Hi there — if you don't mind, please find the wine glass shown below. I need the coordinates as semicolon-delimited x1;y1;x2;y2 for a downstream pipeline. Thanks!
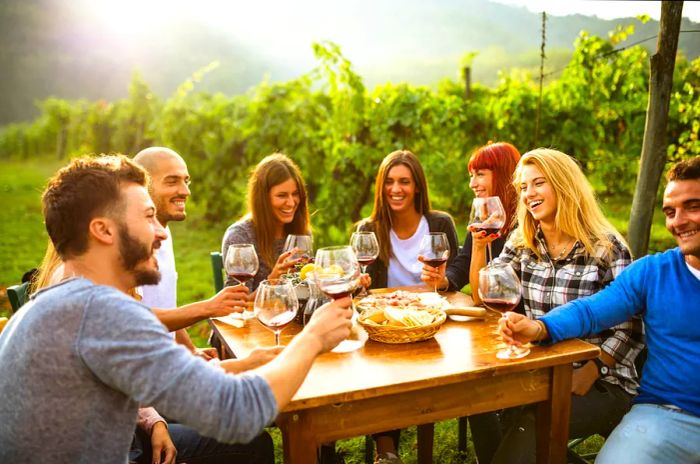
283;234;314;264
418;232;450;293
350;231;379;297
314;245;366;353
478;263;527;359
254;279;299;346
469;196;506;265
225;244;259;319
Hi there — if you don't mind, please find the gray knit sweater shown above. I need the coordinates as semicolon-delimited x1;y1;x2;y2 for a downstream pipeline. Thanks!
0;278;277;464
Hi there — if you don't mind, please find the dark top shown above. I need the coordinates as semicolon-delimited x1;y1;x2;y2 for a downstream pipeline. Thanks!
357;210;459;289
445;233;507;291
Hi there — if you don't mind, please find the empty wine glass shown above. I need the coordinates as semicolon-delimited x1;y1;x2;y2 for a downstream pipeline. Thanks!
283;234;314;263
254;279;299;346
350;231;379;297
478;263;527;359
314;245;366;353
418;232;450;293
225;244;259;319
469;196;506;265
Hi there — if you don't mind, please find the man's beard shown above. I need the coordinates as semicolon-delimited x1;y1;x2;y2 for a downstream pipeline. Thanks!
155;195;187;225
118;223;161;286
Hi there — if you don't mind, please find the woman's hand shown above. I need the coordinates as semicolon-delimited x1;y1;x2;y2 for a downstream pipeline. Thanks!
359;273;372;290
268;249;303;280
418;255;449;291
150;422;177;464
468;225;501;249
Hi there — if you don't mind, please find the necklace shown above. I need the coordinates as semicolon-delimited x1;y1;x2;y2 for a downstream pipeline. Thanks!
548;238;573;261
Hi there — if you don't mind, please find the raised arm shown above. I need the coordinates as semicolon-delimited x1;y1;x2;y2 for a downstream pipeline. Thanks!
152;285;249;331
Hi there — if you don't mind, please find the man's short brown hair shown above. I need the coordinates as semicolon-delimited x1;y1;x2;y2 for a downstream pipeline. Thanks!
42;155;149;259
667;156;700;182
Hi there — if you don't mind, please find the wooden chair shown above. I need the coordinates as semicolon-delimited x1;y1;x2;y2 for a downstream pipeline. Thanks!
7;282;30;314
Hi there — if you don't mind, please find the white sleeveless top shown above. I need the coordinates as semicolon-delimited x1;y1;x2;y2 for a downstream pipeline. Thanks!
387;216;429;287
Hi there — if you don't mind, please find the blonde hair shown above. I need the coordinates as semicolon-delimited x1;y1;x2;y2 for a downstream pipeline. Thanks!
511;148;627;258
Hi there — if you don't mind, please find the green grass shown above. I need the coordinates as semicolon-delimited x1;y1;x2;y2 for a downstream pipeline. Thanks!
0;158;665;462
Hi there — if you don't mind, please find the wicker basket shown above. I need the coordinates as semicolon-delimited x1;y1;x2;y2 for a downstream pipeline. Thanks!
358;307;446;344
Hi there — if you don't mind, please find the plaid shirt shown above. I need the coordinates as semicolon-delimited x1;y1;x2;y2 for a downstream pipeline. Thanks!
493;229;644;395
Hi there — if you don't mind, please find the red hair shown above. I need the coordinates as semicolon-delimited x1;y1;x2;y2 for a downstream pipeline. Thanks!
468;142;521;234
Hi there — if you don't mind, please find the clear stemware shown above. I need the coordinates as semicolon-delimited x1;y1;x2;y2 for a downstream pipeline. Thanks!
418;232;450;293
478;263;528;359
350;231;379;297
254;279;299;346
224;244;259;319
469;196;506;265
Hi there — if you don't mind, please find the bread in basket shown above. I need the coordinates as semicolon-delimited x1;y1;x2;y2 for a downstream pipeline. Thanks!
358;306;446;344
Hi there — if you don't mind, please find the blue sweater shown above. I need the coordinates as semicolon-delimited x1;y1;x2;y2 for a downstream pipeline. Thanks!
542;248;700;417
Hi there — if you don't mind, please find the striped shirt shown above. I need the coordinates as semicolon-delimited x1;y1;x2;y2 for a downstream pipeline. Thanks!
493;228;644;395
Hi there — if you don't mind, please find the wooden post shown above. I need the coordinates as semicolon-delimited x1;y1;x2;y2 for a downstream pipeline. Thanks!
628;1;683;257
535;11;547;147
463;66;472;100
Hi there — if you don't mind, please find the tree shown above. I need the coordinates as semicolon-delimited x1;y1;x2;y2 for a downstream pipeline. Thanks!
628;1;683;257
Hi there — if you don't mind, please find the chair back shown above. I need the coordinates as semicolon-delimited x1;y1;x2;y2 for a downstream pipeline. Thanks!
210;252;224;293
7;282;30;314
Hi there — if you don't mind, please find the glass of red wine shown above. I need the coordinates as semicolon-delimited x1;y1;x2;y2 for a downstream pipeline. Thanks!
224;244;259;319
253;279;299;346
478;263;527;359
418;232;451;293
314;245;366;353
350;231;379;297
469;196;506;265
283;234;314;264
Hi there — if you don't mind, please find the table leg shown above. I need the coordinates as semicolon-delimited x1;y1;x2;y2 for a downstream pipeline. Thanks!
417;423;434;464
279;412;318;463
536;364;573;464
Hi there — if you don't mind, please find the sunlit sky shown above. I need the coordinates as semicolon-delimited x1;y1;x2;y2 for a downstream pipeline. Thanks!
493;0;700;22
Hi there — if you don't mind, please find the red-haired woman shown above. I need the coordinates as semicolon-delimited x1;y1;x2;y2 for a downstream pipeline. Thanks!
420;141;520;464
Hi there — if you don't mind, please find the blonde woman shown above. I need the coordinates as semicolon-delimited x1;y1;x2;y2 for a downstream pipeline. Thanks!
485;148;645;464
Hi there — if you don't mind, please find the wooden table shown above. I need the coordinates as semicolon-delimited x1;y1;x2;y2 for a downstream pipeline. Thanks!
211;288;599;464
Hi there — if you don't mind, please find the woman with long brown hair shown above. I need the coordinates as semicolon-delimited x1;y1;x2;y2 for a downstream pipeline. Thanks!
222;153;312;290
356;149;458;463
358;149;458;290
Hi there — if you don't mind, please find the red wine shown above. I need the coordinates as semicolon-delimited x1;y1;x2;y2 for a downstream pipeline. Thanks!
483;298;518;313
423;257;448;268
358;257;376;267
229;272;255;283
473;226;501;235
320;282;356;300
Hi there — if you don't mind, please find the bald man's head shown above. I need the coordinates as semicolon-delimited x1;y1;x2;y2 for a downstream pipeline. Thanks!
133;147;190;226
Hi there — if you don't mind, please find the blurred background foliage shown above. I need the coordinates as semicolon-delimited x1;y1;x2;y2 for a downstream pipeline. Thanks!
1;23;699;249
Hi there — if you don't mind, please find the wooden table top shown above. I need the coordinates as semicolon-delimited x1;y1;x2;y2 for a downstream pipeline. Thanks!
211;287;599;413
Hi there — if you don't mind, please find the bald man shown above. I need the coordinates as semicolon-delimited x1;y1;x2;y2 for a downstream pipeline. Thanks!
133;147;249;354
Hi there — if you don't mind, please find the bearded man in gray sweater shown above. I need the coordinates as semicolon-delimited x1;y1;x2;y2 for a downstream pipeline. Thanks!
0;154;353;464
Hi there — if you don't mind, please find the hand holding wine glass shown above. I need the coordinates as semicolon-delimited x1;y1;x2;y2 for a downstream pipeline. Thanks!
314;246;366;353
469;196;506;264
225;244;259;318
418;232;450;293
254;279;299;346
478;263;528;359
350;231;379;296
283;234;314;264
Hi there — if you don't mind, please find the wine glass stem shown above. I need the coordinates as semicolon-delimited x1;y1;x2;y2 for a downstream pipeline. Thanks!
360;265;368;296
487;242;493;265
274;330;281;346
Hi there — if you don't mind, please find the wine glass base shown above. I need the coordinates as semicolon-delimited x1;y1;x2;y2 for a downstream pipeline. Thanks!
496;346;530;360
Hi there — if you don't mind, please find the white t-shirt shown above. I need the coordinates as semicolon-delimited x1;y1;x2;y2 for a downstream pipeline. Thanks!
387;216;429;288
138;226;178;309
687;262;700;281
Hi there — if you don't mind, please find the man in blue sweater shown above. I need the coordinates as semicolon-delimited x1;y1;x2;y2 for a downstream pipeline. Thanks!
0;155;353;463
500;157;700;464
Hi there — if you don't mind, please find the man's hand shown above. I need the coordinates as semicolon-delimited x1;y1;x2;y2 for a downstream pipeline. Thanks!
244;347;284;369
194;347;219;361
571;361;599;396
203;285;249;318
359;273;372;290
303;297;353;353
418;255;448;290
498;313;543;345
150;422;177;464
